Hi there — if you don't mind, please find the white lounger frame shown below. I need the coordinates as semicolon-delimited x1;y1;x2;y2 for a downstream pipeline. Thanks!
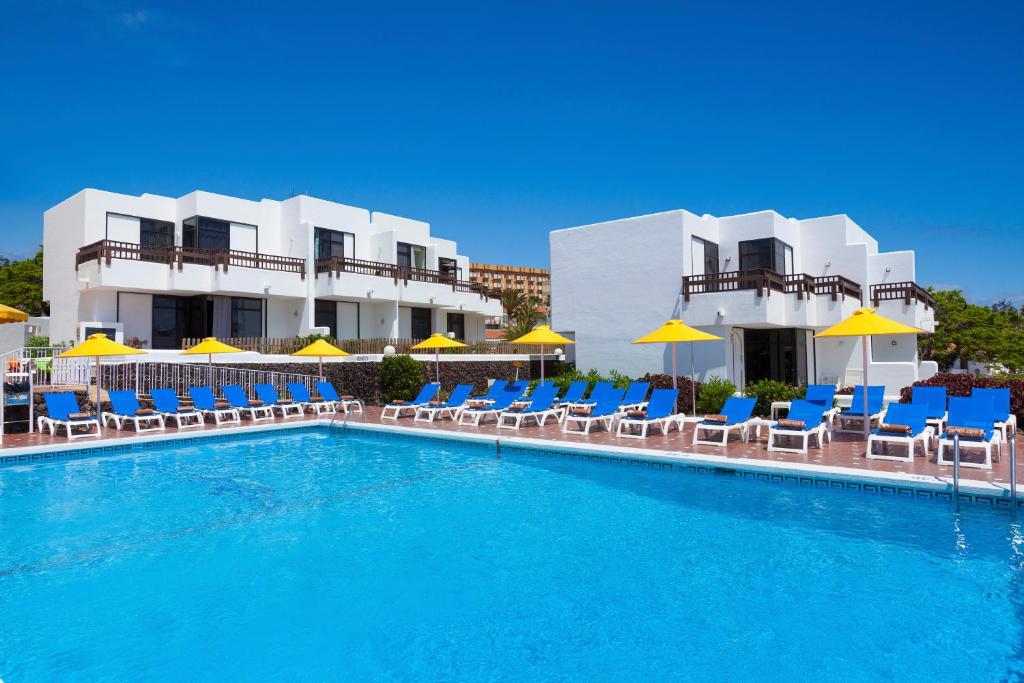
562;412;616;435
158;409;205;429
936;433;1000;470
835;410;884;434
237;404;275;422
767;422;831;454
457;406;508;426
37;415;101;439
692;420;749;446
617;414;680;439
101;411;166;433
381;402;429;420
199;406;242;425
268;401;305;419
866;427;935;462
497;407;559;430
301;399;337;416
413;403;464;422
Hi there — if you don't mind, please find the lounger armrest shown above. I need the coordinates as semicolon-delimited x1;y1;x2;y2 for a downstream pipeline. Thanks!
777;419;805;429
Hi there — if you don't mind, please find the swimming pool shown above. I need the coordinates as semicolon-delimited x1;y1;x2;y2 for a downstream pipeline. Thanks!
1;428;1021;680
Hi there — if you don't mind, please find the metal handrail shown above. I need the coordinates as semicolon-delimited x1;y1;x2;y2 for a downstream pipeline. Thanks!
314;255;497;299
75;239;306;277
683;269;862;302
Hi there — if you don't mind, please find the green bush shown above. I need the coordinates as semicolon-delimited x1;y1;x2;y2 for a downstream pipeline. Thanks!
380;354;424;403
531;367;634;395
696;375;737;414
26;334;50;348
744;379;804;417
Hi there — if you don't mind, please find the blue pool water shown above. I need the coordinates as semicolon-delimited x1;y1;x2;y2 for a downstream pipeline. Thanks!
1;429;1023;681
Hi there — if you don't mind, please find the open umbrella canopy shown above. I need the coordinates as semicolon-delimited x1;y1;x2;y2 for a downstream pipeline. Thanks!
816;307;924;338
58;333;145;358
0;304;28;323
411;333;468;350
509;325;574;346
180;337;243;356
292;339;350;357
632;319;723;344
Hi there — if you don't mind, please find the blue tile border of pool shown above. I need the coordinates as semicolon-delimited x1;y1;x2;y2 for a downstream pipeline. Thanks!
1;421;1019;510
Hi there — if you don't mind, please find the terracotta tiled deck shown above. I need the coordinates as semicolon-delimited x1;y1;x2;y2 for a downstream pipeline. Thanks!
2;407;1021;490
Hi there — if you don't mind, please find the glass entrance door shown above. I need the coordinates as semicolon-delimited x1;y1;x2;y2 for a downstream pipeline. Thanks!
743;328;807;386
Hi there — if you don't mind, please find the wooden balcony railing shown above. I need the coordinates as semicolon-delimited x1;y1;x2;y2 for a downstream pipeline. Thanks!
870;281;935;309
315;256;498;300
76;240;306;278
683;269;862;302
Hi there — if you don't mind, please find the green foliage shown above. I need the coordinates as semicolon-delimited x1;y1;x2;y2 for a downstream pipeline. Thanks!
919;289;1024;373
500;288;545;341
532;367;633;394
379;354;424;403
696;375;736;415
607;369;633;389
0;248;46;316
744;379;804;417
26;334;50;348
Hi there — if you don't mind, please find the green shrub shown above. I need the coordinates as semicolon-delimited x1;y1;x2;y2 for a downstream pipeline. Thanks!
744;379;804;417
380;354;424;403
532;368;633;395
26;334;50;348
696;375;737;414
608;369;633;389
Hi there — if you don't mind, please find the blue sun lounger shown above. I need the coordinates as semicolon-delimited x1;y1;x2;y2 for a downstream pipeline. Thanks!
381;382;441;420
562;389;626;435
616;381;651;413
497;383;560;430
692;396;757;446
912;386;948;432
767;399;831;454
457;386;527;426
937;396;1000;470
189;387;241;425
287;382;335;415
151;388;204;429
38;392;100;439
254;384;304;419
222;385;275;422
617;388;682;439
867;402;933;462
101;390;165;432
972;387;1014;441
316;381;364;414
414;384;475;423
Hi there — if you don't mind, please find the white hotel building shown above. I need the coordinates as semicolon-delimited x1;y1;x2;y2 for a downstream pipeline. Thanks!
43;189;501;349
551;209;938;393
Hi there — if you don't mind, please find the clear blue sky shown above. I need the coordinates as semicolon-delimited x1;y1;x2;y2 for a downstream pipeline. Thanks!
1;1;1021;302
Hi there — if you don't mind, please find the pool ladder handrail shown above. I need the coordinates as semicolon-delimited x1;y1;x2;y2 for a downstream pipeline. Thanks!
329;405;354;433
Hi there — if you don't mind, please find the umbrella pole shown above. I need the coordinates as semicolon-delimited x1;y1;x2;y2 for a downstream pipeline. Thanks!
862;334;870;441
319;356;323;379
435;348;440;384
540;344;545;383
95;355;101;421
689;342;697;415
671;342;678;390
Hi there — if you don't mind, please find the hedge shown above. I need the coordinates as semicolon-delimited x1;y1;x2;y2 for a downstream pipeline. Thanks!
899;372;1024;424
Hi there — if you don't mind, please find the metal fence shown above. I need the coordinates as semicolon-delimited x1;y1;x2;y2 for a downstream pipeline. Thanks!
181;337;523;355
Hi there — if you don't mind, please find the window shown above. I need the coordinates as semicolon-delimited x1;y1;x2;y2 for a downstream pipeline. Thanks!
738;238;792;273
438;257;460;279
410;307;432;339
314;300;337;338
446;313;465;340
314;228;355;261
151;296;189;350
743;328;807;386
231;297;263;337
690;237;719;276
139;218;175;263
397;242;426;269
182;216;230;252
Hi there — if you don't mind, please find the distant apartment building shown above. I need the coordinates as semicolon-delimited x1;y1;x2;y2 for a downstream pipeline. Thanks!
470;263;550;301
551;209;938;393
44;189;501;349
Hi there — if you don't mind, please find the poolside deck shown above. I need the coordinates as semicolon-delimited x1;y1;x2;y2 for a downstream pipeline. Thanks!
2;407;1020;490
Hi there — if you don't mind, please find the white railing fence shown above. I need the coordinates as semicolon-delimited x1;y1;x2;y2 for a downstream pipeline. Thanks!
2;347;323;398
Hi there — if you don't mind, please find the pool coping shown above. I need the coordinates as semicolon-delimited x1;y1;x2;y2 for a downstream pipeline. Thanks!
1;418;1018;507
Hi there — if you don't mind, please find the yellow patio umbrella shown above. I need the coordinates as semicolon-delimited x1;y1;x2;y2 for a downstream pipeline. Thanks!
509;325;574;383
292;338;350;377
412;333;467;383
816;307;926;438
0;304;28;323
181;337;243;379
632;319;723;414
58;333;145;408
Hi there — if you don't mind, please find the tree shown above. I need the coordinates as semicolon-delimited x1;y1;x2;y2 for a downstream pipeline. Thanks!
500;289;544;341
0;247;46;316
919;289;1024;373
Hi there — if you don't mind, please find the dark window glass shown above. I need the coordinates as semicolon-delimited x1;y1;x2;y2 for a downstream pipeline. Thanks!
314;228;354;260
743;328;807;386
151;296;189;350
397;242;426;269
438;257;460;280
704;241;719;275
314;300;338;338
410;307;432;339
182;216;230;251
738;238;792;273
446;313;465;339
231;298;263;337
140;219;175;248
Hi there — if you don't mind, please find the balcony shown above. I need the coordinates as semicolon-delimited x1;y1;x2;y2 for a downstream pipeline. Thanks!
682;269;862;302
315;256;498;301
76;240;306;278
870;281;935;310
